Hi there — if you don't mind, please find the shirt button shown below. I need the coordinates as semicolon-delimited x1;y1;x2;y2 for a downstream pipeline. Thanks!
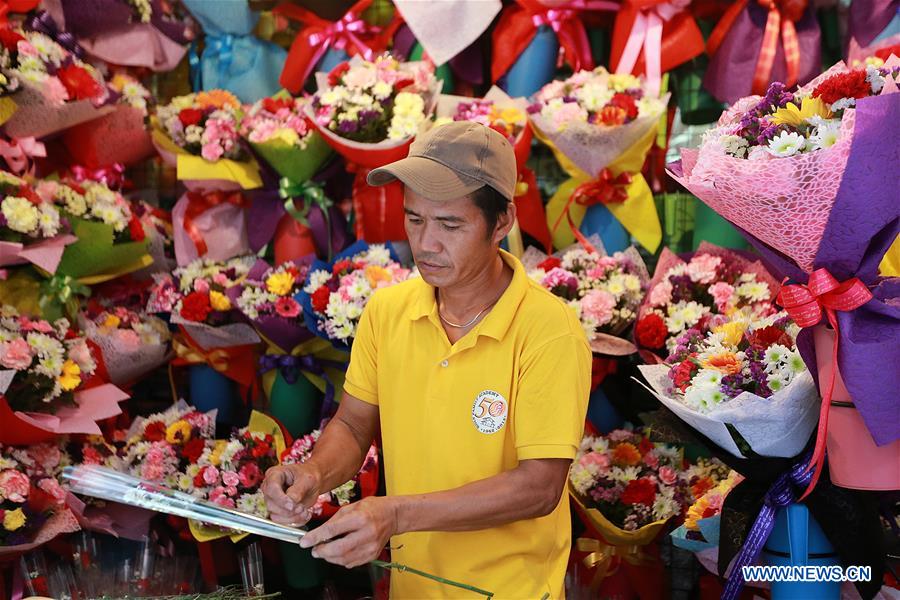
441;360;449;368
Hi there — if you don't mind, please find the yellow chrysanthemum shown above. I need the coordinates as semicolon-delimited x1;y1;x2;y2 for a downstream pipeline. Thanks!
59;360;81;392
209;440;228;466
771;96;834;127
101;314;121;329
270;128;300;147
712;320;747;347
209;291;231;311
364;265;391;288
165;420;192;444
3;508;25;531
266;271;295;296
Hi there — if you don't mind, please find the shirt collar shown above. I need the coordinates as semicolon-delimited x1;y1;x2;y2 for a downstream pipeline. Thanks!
407;249;529;342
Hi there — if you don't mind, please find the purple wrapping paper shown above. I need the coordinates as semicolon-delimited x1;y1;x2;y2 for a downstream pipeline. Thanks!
245;189;347;259
848;0;899;48
736;92;900;446
703;2;821;104
61;0;190;44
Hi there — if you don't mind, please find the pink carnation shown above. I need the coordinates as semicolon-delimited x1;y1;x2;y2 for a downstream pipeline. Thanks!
202;465;220;485
221;471;240;487
212;273;229;286
193;278;210;293
649;280;673;307
28;444;61;473
687;254;722;284
578;451;610;473
709;281;735;311
658;466;678;486
550;102;588;130
541;267;578;292
0;338;32;370
37;478;66;505
581;290;616;326
643;450;659;470
209;486;235;508
0;469;29;503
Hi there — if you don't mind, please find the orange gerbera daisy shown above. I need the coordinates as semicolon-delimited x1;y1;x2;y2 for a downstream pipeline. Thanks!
701;352;743;375
196;89;240;110
612;442;642;466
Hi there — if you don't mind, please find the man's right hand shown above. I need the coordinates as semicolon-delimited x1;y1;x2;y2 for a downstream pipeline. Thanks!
261;463;322;526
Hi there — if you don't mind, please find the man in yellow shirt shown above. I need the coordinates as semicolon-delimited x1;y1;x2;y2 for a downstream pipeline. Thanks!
262;122;591;598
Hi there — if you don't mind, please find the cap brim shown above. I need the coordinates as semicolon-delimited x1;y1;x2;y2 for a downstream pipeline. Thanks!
366;156;485;201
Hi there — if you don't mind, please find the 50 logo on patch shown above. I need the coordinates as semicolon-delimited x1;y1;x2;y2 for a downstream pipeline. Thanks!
471;390;508;434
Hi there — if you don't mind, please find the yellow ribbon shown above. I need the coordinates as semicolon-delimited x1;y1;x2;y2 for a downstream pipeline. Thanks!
172;336;232;373
576;537;651;590
151;125;263;190
532;122;662;253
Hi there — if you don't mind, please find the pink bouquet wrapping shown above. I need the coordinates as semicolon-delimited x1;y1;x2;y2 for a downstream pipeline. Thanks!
78;307;171;387
171;189;251;267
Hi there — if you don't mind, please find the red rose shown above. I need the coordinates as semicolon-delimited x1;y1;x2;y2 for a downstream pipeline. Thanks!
672;359;699;392
0;29;23;52
180;291;212;322
537;257;562;271
608;93;638;120
332;259;352;275
311;286;331;313
812;70;870;106
635;314;667;349
178;108;204;127
181;438;205;463
620;477;657;506
251;441;271;459
143;421;166;442
57;64;103;101
127;215;146;242
327;62;350;87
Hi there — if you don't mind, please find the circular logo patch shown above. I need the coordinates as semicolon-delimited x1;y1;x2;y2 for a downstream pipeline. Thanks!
471;390;507;434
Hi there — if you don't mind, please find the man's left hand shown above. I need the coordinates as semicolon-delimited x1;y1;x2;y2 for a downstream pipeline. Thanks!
298;497;399;568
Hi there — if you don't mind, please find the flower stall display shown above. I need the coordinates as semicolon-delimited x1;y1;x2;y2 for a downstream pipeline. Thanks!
669;60;900;493
0;306;128;445
147;256;260;428
0;172;77;276
63;73;156;168
152;90;261;189
634;244;780;361
240;94;340;264
637;313;821;459
524;244;648;355
307;55;440;242
529;67;666;254
78;306;170;387
299;242;413;351
280;429;379;520
0;27;115;139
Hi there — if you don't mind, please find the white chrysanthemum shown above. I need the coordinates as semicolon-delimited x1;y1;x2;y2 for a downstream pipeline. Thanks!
766;131;806;157
830;97;856;112
693;368;723;388
608;466;642;484
808;121;841;150
866;65;885;94
574;82;614;111
329;321;354;340
764;344;790;366
720;134;749;158
652;487;680;520
363;244;392;266
37;204;60;237
735;281;770;302
26;332;63;358
2;196;39;234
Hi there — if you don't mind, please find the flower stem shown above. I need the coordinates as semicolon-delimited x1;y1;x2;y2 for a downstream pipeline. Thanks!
371;560;494;598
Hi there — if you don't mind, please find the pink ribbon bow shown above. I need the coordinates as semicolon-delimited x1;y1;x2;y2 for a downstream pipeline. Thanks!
69;164;126;190
614;0;690;97
0;136;46;174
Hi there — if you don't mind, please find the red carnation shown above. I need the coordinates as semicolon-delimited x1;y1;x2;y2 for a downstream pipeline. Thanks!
747;325;794;350
251;441;271;458
0;29;23;52
327;62;350;87
537;257;562;271
332;259;352;275
181;438;205;463
635;314;667;349
638;436;654;456
812;70;871;106
262;97;293;114
193;470;207;488
143;421;166;442
672;359;699;392
608;93;639;120
311;286;331;313
57;64;103;101
180;291;212;322
620;477;657;506
127;215;146;242
178;108;204;127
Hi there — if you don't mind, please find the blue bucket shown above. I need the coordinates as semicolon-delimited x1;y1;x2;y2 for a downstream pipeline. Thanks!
501;25;558;98
762;504;841;600
580;204;630;254
188;365;240;429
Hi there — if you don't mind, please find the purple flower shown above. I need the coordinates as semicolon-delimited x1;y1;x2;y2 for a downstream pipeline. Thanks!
338;120;359;134
526;103;542;114
720;374;745;399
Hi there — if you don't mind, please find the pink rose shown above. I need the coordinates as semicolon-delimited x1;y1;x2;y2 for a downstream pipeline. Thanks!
342;65;377;89
0;469;29;503
193;279;210;293
649;280;673;307
209;486;235;508
201;142;224;162
238;463;261;488
686;254;722;284
202;465;220;485
37;478;66;505
581;290;616;326
21;317;54;333
43;77;71;104
709;281;735;311
115;329;141;351
658;466;678;486
643;450;659;470
225;485;238;497
68;340;95;372
212;273;229;286
142;462;165;482
221;470;240;487
578;451;610;473
0;338;33;370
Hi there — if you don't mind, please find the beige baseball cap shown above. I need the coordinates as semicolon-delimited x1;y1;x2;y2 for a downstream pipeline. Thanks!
367;121;517;202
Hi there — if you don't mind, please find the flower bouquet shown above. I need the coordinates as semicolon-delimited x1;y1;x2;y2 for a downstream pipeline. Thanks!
529;68;666;254
432;86;551;252
0;306;128;445
568;428;728;596
0;171;77;275
0;27;115;139
152;90;261;190
147;256;260;427
670;470;743;560
280;429;379;520
240;94;341;264
299;242;412;351
236;258;347;433
0;443;79;555
668;60;900;492
0;43;20;126
307;55;440;242
62;73;156;168
636;313;821;459
634;244;780;362
78;306;171;387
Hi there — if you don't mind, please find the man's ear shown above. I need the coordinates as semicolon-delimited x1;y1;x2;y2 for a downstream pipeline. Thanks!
492;201;517;245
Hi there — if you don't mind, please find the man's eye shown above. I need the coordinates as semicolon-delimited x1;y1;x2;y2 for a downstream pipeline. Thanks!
442;224;460;231
407;217;423;225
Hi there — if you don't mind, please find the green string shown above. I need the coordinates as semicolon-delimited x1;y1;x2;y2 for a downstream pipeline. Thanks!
371;560;495;599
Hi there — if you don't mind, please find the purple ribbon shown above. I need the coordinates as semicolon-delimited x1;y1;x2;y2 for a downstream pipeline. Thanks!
26;11;86;59
258;353;347;419
722;451;814;600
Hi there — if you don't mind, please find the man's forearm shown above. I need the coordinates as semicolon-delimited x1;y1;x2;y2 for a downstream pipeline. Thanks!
305;415;370;496
390;459;569;535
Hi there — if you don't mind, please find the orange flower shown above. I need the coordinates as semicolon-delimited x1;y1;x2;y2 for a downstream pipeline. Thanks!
702;352;743;375
691;476;715;500
598;106;627;126
612;442;642;466
196;90;240;110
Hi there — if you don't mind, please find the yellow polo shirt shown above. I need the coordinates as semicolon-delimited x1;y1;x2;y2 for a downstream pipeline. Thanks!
344;250;591;599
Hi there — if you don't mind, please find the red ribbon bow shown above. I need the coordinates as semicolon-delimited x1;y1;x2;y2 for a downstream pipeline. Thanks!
183;190;248;257
776;268;872;499
0;0;39;25
553;168;634;254
69;163;126;190
274;0;400;94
